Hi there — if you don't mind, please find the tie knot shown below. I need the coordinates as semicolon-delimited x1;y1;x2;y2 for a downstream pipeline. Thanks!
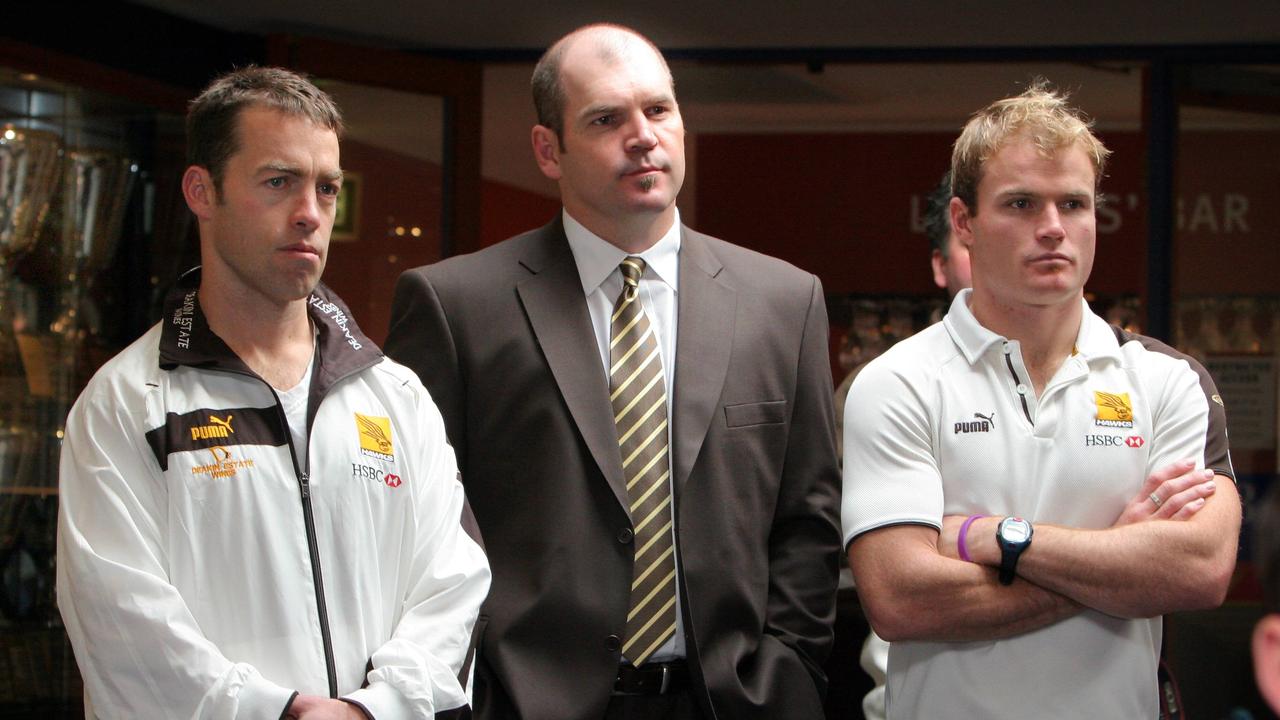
620;257;646;289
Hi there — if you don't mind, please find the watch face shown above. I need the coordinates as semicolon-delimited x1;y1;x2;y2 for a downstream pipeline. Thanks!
1001;517;1031;543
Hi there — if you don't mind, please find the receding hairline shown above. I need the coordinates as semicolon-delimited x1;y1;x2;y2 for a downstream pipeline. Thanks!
551;23;668;70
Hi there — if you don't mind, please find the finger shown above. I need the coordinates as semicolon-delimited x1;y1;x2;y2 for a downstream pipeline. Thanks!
1153;469;1215;516
1141;458;1198;496
1156;479;1216;519
1170;496;1207;520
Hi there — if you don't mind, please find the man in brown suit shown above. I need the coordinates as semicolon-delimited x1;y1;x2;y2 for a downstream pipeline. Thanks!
386;24;841;720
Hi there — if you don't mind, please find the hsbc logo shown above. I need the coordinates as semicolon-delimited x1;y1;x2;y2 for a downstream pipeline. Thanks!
1084;434;1146;448
351;463;404;489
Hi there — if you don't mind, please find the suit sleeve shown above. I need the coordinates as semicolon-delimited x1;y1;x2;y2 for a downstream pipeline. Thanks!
343;385;490;719
385;268;468;464
765;275;843;687
57;391;296;719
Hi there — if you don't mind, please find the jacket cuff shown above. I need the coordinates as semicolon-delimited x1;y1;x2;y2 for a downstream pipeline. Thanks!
236;676;296;719
344;682;414;720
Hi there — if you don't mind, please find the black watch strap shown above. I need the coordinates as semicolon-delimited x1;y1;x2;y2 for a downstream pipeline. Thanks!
997;517;1033;586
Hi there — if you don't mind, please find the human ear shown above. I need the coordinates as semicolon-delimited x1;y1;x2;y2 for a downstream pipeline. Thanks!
1253;614;1280;713
530;125;563;181
182;166;216;219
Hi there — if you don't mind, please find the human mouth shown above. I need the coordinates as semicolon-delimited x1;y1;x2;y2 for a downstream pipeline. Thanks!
280;242;320;259
625;166;663;191
624;164;664;178
1029;252;1071;265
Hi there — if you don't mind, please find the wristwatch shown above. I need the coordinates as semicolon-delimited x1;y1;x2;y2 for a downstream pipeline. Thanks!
996;516;1034;586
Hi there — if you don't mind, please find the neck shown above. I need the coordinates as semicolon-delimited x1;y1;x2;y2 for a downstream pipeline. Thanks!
570;207;676;254
198;283;315;390
969;290;1082;396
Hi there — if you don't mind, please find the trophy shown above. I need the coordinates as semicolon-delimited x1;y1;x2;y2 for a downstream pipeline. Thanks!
0;125;61;355
0;126;62;494
52;149;137;345
0;125;61;272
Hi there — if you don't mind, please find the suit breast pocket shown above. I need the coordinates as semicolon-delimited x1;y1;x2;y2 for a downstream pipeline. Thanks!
724;400;787;428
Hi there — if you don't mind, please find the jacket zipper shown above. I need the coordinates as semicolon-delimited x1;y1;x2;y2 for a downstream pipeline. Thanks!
272;393;340;698
1003;345;1034;426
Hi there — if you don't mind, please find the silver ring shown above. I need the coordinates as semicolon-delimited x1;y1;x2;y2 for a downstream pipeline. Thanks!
1149;492;1163;508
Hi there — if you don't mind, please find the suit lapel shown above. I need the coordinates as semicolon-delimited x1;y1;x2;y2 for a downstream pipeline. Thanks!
515;223;630;511
672;229;735;498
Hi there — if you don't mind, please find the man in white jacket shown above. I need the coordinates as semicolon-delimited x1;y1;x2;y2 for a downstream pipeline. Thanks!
57;66;489;720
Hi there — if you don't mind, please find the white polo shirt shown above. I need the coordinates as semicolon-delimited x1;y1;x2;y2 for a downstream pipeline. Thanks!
842;289;1232;720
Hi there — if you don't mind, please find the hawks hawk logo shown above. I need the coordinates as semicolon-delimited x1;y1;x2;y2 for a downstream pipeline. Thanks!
356;413;395;462
1094;391;1134;428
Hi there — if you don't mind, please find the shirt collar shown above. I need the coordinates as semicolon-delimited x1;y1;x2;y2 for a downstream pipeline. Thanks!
943;288;1120;365
562;208;682;295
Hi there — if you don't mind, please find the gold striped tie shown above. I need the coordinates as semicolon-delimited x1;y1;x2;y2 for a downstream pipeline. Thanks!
609;256;676;666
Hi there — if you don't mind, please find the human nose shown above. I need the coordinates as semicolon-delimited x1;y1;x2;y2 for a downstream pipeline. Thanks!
626;114;658;153
292;188;322;233
1038;204;1066;242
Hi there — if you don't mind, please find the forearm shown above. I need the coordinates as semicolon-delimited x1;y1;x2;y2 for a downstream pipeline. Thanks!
58;402;294;719
349;414;489;718
963;479;1240;618
849;525;1080;643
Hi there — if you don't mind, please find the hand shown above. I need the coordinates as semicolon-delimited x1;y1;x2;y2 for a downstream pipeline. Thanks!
286;695;368;720
1113;459;1217;527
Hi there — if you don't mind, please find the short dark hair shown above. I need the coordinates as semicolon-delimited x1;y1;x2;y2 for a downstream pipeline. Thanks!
1257;486;1280;613
924;171;953;257
531;23;672;147
186;65;343;193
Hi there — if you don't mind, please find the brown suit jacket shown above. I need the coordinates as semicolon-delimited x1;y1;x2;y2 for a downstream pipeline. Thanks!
385;218;841;720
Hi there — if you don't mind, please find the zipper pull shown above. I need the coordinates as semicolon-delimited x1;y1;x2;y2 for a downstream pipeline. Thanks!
301;471;311;498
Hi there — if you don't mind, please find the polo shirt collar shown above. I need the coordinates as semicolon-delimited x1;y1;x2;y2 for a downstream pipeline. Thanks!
563;209;682;296
944;288;1122;365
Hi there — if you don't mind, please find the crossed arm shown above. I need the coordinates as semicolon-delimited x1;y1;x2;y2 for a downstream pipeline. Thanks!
849;460;1239;643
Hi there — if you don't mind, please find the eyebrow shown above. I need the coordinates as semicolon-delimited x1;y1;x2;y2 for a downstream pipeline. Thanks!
579;103;619;120
259;162;301;177
258;163;344;183
578;93;676;122
998;187;1093;199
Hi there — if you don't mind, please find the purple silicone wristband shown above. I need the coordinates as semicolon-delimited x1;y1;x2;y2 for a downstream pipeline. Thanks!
957;514;986;563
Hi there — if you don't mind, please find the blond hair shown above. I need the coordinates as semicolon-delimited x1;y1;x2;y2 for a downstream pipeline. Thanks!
950;80;1110;213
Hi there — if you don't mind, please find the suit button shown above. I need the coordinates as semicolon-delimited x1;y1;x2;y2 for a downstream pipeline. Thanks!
617;528;634;544
605;634;622;651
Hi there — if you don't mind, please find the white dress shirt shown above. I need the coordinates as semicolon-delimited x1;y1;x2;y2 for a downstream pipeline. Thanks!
563;209;685;663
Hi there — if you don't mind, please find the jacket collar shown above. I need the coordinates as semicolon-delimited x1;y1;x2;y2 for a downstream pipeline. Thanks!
158;267;383;388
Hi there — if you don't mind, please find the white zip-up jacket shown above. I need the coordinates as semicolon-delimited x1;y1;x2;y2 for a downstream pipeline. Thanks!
57;271;490;720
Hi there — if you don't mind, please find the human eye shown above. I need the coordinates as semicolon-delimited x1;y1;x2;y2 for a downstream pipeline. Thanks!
1007;197;1032;210
589;113;616;127
265;176;288;189
1061;197;1090;211
646;104;669;118
318;181;341;198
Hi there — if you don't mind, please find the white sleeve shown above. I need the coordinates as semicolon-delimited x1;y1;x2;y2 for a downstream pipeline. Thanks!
56;389;295;720
344;388;490;720
841;358;945;547
1144;357;1213;477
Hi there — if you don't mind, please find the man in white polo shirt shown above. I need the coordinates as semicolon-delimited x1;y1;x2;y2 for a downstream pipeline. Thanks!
843;83;1240;719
